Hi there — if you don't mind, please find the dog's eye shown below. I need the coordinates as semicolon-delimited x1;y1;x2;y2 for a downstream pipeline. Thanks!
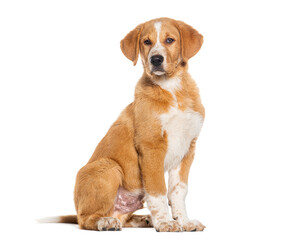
144;39;152;45
166;38;175;44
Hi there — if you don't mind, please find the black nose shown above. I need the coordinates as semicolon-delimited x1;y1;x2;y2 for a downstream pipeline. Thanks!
150;55;164;67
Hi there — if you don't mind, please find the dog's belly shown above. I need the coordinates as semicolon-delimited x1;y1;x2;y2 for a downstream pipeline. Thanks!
114;187;144;214
159;107;203;171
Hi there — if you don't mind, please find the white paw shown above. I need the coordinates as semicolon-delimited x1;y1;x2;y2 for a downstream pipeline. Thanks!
181;219;205;231
155;220;183;232
96;217;122;231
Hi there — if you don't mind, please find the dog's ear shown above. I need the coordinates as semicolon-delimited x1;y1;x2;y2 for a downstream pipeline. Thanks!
176;21;203;61
120;24;143;66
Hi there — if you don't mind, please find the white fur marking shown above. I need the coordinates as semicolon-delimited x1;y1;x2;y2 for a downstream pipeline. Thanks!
37;216;60;223
168;164;204;229
154;22;163;51
160;107;203;171
148;22;166;74
168;167;189;223
153;71;165;76
146;193;172;227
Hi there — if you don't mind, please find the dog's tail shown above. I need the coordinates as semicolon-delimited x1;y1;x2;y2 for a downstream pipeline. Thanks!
38;215;78;224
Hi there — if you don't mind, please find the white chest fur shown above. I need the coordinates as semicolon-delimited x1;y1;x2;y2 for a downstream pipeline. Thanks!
160;107;203;171
156;77;203;172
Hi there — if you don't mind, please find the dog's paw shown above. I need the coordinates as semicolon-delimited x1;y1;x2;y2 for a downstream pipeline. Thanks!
181;219;205;231
155;220;183;232
124;214;153;228
138;215;153;227
96;217;122;231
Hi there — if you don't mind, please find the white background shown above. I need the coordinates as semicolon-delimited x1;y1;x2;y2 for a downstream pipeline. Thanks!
1;0;293;239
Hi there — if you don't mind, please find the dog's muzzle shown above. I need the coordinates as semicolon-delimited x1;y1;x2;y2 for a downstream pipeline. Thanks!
150;55;165;75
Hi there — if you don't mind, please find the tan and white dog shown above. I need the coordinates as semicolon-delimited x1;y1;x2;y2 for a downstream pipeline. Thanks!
43;17;205;232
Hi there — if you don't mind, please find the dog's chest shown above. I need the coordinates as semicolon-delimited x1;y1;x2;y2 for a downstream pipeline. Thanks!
159;107;203;171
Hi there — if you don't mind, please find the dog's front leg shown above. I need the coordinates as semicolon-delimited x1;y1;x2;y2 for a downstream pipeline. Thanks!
167;139;205;231
140;145;182;232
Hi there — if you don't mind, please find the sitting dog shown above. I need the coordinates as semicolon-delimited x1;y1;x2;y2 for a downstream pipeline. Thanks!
47;17;205;232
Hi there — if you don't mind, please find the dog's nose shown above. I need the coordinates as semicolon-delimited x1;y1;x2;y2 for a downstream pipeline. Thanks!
150;55;164;67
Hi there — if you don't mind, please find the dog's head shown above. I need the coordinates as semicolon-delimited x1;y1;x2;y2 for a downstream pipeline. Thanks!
120;18;203;78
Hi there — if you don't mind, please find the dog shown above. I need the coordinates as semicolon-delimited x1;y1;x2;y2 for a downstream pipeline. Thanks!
43;17;205;232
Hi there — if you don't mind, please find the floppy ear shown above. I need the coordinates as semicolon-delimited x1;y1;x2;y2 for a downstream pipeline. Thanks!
120;24;143;66
176;21;203;61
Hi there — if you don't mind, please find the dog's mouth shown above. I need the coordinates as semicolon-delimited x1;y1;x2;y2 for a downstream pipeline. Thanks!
152;70;165;76
151;66;166;76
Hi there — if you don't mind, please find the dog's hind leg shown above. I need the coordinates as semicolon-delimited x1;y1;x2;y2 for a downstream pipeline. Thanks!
123;214;153;228
74;158;123;230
